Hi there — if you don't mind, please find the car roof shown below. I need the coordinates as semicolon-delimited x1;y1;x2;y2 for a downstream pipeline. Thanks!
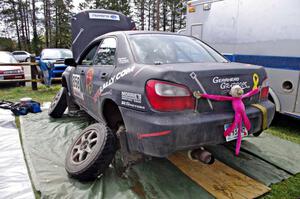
123;31;179;36
12;50;27;53
42;48;71;50
91;31;181;43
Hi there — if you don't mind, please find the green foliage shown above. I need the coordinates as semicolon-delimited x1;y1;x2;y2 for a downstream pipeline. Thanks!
95;0;131;16
52;0;74;48
0;37;15;51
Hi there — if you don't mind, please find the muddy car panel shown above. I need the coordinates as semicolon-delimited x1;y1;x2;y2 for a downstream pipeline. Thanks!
63;31;275;157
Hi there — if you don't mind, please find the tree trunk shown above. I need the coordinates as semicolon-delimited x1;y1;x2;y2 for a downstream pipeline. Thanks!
44;0;49;47
162;0;167;31
18;0;26;49
171;2;176;32
155;0;160;30
152;0;156;30
11;0;21;49
140;0;145;30
47;0;52;46
31;0;39;54
55;0;58;47
25;0;31;51
147;0;151;30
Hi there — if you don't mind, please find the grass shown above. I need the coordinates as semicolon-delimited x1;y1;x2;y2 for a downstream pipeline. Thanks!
0;84;61;103
260;114;300;199
1;85;300;198
262;173;300;199
265;114;300;144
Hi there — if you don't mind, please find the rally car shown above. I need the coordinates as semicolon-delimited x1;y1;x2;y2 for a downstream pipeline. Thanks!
48;10;275;181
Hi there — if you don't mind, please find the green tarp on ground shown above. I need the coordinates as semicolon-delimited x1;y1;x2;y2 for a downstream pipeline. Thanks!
242;133;300;175
206;144;291;186
20;112;213;199
20;111;300;198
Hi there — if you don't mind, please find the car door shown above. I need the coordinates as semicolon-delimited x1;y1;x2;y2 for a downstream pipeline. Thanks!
86;37;118;118
71;42;99;109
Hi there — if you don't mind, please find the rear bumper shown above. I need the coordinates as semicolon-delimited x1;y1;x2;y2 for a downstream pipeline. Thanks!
0;74;25;80
120;100;275;157
51;65;67;77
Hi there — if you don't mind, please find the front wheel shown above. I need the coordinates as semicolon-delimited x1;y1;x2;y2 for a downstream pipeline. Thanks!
48;87;67;118
65;123;117;181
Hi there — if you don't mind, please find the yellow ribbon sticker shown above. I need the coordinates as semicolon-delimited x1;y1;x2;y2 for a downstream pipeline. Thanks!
252;73;259;89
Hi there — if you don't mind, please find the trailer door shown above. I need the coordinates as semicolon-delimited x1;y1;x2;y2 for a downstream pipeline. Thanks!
191;23;203;39
294;71;300;113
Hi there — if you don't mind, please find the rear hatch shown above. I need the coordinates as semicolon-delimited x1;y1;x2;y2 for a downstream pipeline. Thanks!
162;62;265;113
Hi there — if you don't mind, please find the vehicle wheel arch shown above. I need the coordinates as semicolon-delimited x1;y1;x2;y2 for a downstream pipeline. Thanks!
62;74;72;93
268;87;281;112
101;98;124;132
62;76;68;88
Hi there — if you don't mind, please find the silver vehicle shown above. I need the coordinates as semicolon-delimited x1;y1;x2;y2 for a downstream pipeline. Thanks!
12;51;31;62
0;51;25;85
180;0;300;118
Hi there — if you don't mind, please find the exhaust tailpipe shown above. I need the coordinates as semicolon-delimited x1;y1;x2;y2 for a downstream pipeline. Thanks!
188;147;215;165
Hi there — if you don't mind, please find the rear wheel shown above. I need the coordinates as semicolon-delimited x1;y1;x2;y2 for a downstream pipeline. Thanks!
253;131;263;137
65;123;117;181
48;87;67;118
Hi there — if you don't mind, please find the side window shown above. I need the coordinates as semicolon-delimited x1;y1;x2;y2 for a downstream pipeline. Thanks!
81;44;99;65
93;38;117;66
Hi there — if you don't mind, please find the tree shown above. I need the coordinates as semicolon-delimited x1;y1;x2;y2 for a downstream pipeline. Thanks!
53;0;73;48
95;0;131;16
134;0;145;30
31;0;39;54
0;37;16;51
78;0;94;10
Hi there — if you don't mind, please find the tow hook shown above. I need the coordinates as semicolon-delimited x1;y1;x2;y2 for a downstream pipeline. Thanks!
188;147;215;165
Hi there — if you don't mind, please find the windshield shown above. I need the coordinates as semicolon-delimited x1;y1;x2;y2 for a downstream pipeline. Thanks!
0;52;18;63
41;49;73;60
129;34;228;64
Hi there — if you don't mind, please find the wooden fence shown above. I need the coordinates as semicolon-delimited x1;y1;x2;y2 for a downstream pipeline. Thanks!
0;56;62;90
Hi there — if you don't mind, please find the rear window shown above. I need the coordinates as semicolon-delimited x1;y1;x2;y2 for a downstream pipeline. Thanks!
13;51;26;55
129;34;228;65
41;49;73;60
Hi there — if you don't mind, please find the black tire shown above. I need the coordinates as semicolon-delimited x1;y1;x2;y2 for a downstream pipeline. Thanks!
65;123;117;181
48;87;67;118
253;130;263;137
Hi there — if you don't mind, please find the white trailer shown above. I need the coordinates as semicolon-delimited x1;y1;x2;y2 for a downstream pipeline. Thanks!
181;0;300;118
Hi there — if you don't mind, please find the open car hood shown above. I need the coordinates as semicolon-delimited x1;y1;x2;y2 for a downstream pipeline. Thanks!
71;9;135;61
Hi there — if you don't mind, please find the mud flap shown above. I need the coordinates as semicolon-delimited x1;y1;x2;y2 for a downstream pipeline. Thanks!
251;103;268;130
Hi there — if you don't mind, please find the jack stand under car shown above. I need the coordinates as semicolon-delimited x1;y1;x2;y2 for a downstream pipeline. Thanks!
48;9;275;181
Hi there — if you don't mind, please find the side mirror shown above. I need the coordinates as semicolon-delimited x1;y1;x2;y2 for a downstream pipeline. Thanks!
65;58;77;67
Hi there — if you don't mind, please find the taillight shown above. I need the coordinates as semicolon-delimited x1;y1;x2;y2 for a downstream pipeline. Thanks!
260;77;269;100
0;70;3;74
146;80;195;111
